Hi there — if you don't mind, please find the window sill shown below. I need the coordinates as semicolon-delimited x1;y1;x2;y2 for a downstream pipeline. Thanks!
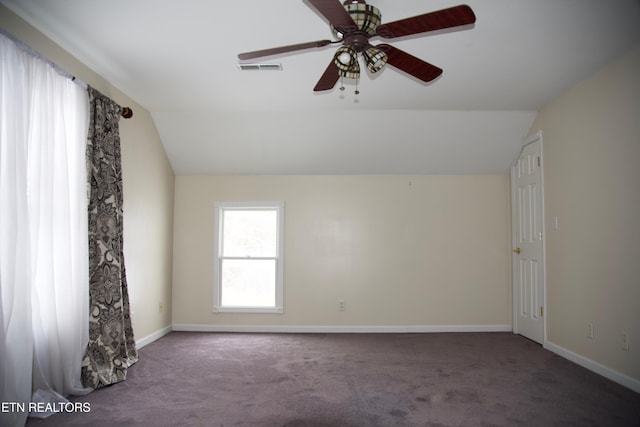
213;306;284;314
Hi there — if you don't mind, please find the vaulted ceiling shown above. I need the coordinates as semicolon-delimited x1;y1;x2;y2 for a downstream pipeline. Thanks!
3;0;640;174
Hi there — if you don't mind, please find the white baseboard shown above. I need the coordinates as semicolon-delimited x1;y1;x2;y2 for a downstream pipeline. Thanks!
136;324;511;347
171;324;512;334
544;340;640;393
135;325;172;349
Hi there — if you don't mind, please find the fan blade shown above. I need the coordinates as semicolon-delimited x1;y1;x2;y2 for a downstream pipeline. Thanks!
314;60;340;92
377;44;442;83
376;5;476;39
305;0;357;32
238;40;333;60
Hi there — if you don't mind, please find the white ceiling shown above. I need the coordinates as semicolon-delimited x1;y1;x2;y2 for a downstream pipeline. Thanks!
3;0;640;175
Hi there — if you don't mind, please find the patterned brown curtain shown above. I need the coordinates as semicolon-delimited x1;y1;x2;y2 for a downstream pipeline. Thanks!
81;86;138;389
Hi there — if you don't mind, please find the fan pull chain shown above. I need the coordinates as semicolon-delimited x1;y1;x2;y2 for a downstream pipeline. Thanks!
337;76;360;96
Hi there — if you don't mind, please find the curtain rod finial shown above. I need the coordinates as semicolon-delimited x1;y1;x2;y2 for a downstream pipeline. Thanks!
121;107;133;119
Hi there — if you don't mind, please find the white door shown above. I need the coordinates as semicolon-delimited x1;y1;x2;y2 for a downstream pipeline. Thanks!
511;135;545;344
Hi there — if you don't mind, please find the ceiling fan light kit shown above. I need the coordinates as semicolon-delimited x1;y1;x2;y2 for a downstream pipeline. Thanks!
362;46;387;73
237;0;476;93
334;45;360;78
333;0;382;38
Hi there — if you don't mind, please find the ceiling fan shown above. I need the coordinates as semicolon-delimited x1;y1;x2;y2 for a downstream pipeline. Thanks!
237;0;476;92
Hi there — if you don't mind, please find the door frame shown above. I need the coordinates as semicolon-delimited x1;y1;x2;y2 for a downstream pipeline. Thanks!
510;131;547;345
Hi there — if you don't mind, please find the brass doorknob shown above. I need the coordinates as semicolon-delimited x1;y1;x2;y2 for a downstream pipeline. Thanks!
513;247;521;254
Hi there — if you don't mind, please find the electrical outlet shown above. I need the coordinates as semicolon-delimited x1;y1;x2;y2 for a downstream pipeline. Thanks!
622;333;630;351
339;300;346;311
587;322;594;339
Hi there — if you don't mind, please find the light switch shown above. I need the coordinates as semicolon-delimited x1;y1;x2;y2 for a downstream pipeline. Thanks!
552;216;558;230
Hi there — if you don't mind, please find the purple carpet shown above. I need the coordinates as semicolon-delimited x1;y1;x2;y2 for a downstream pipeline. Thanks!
27;332;640;426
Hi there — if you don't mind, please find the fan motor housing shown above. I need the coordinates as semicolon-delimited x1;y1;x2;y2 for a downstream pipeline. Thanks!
344;33;369;52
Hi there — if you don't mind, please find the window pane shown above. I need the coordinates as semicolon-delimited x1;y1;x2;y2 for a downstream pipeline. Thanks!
223;210;277;257
221;259;276;307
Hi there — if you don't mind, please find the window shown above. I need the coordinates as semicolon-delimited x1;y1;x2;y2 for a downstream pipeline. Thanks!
213;201;284;313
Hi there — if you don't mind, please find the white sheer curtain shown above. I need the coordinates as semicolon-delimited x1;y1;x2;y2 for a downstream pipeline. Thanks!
1;32;91;427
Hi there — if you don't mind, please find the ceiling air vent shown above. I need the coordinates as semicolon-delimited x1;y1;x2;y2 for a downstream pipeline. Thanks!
238;63;282;71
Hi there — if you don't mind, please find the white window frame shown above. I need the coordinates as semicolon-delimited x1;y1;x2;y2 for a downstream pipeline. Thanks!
213;201;284;313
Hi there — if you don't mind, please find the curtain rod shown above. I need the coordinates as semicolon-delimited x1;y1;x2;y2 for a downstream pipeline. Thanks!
70;76;132;119
1;28;133;119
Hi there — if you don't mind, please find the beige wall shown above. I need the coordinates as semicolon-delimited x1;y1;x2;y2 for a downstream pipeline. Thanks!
1;5;176;344
173;175;511;329
529;44;640;382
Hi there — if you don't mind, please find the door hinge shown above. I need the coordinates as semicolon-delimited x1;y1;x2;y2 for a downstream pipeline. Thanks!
537;157;541;167
540;306;544;317
539;231;543;240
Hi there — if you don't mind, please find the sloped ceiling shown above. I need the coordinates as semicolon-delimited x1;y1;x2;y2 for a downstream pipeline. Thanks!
2;0;640;174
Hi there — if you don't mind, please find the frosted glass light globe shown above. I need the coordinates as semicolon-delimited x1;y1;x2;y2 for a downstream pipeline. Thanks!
338;52;352;65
